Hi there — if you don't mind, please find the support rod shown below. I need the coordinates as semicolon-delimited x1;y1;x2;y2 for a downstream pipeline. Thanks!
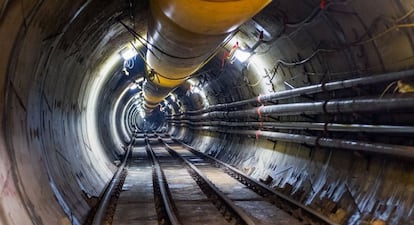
180;126;414;158
182;69;414;115
181;97;414;120
167;120;414;134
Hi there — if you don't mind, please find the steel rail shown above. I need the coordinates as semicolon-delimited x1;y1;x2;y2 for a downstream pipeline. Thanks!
170;138;340;225
91;141;132;225
160;139;257;225
145;137;182;225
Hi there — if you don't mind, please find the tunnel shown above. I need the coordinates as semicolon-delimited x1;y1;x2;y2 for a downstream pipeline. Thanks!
1;0;414;224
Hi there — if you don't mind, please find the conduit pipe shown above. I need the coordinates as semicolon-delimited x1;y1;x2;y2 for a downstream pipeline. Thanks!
182;68;414;115
167;120;414;134
181;125;414;158
142;0;270;111
181;97;414;120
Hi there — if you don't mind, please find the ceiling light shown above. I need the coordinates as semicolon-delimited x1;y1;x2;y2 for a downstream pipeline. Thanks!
169;94;176;102
187;79;196;86
129;83;138;90
136;77;144;83
139;107;145;118
192;86;201;94
120;47;137;61
234;49;251;62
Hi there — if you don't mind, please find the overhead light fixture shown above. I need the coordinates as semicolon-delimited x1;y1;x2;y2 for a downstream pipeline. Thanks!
192;86;201;94
234;49;251;63
138;107;145;118
169;94;176;102
187;79;196;86
136;77;144;83
120;47;137;61
129;83;138;90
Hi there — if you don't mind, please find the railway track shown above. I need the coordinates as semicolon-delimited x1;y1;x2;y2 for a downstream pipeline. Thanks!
88;133;339;225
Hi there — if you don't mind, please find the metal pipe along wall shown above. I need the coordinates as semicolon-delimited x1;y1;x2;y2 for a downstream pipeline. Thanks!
180;97;414;120
142;0;271;111
182;69;414;114
177;126;414;158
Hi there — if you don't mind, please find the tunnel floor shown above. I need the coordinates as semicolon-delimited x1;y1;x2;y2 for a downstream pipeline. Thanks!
89;134;333;225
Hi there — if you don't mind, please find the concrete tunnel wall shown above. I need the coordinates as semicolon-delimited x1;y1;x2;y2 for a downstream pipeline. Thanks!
167;0;414;223
0;0;149;224
0;0;414;225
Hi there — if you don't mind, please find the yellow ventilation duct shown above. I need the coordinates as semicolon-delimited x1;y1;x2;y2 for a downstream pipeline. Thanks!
142;0;271;111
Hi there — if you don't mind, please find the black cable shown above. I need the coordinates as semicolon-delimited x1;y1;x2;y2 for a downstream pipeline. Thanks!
118;18;236;83
284;0;352;28
119;20;208;60
269;46;336;82
119;20;160;60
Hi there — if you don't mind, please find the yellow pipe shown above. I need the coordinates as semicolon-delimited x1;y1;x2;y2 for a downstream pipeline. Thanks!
153;0;271;35
142;0;271;111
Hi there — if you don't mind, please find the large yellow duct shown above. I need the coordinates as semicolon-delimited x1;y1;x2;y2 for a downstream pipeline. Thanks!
142;0;271;111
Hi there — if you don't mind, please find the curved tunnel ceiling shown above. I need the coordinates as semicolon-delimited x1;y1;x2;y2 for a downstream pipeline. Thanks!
1;0;414;225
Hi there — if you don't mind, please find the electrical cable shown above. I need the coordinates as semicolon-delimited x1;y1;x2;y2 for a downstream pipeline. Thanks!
119;20;160;60
150;36;234;82
285;5;321;28
353;23;414;46
276;48;335;67
120;20;210;60
124;56;135;69
269;47;336;82
248;77;263;87
284;0;353;28
121;20;236;85
348;8;414;45
379;81;397;99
